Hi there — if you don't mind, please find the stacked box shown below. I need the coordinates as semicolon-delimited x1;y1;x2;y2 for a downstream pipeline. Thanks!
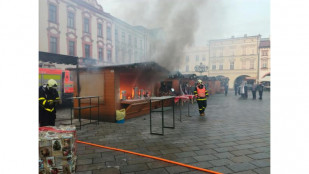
39;125;77;174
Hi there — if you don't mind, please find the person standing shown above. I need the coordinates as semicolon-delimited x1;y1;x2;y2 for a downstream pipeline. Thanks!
244;82;248;99
234;83;238;96
240;81;245;99
39;79;61;127
224;83;228;96
194;79;209;116
257;82;264;100
251;82;257;100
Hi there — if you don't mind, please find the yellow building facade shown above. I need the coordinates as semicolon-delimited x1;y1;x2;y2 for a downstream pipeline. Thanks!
208;35;261;87
259;38;271;81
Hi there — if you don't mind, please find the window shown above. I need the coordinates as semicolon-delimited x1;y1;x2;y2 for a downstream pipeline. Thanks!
84;18;89;33
85;44;90;58
140;39;142;49
262;50;268;56
230;61;234;70
98;23;102;37
196;55;199;61
219;64;223;70
50;37;57;53
186;65;189;72
242;61;246;69
186;56;189;62
107;49;112;62
98;48;103;61
107;26;111;40
134;38;137;48
262;60;268;68
115;29;118;42
242;47;246;55
49;4;57;23
69;41;75;56
202;56;206;61
250;60;254;69
212;65;216;70
128;35;132;46
122;32;125;44
67;11;75;28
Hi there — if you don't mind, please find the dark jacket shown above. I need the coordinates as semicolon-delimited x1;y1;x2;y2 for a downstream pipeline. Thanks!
39;85;60;122
257;84;264;92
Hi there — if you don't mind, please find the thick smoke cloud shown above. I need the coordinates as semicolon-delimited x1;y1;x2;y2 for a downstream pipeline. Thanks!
101;0;206;70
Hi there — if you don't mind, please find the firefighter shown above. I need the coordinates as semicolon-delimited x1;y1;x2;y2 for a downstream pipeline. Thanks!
194;79;209;116
39;79;61;127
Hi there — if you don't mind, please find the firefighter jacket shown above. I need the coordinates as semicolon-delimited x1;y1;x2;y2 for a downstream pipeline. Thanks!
194;85;209;101
39;85;60;113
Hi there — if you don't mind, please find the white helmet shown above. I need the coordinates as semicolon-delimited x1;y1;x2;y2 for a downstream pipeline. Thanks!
47;79;58;89
197;79;202;84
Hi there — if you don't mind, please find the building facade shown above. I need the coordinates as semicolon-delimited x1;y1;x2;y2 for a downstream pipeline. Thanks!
259;38;271;81
39;0;156;69
181;46;209;76
208;35;262;87
112;18;151;64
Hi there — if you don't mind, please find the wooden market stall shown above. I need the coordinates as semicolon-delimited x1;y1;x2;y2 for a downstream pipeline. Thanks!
68;62;170;122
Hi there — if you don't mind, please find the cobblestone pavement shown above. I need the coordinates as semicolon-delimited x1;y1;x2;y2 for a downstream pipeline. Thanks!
56;91;270;174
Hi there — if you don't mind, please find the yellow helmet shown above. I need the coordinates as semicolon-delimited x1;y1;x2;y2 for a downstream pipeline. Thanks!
47;79;58;88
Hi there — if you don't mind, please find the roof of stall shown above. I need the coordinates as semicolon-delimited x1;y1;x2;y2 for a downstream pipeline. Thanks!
39;51;78;65
67;61;169;73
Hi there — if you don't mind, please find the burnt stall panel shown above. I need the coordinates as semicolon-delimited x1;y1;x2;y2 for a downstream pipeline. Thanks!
72;70;105;121
100;69;116;122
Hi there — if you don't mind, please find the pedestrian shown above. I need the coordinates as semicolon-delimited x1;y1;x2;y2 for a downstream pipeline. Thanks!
234;83;238;96
251;82;257;100
194;79;209;116
240;81;245;99
257;82;264;100
244;82;248;99
224;83;228;96
39;79;61;127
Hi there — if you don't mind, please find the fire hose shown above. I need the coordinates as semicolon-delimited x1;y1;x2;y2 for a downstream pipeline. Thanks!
77;140;223;174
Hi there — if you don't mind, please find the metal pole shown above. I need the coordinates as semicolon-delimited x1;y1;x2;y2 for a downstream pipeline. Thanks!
150;99;152;133
173;98;175;128
179;98;182;122
257;35;261;82
90;97;92;123
162;99;164;135
188;99;190;117
97;96;99;125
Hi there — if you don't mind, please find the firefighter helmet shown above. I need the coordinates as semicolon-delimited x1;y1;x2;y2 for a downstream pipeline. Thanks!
47;79;58;88
197;79;202;84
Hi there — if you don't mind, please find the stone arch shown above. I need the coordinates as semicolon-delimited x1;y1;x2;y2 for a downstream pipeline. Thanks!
262;72;270;78
234;75;250;86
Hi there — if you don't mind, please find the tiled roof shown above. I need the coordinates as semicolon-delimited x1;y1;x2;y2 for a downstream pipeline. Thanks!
260;40;270;48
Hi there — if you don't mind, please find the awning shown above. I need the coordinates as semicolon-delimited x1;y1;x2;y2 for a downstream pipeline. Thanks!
245;77;256;80
261;76;270;82
39;51;78;65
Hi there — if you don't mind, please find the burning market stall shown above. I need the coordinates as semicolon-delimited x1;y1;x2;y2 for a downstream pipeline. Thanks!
156;71;184;96
68;62;170;122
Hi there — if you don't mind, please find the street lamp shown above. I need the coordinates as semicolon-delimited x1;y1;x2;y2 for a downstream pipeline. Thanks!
194;62;208;75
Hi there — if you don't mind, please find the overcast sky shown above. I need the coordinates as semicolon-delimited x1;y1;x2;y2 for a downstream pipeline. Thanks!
98;0;270;46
